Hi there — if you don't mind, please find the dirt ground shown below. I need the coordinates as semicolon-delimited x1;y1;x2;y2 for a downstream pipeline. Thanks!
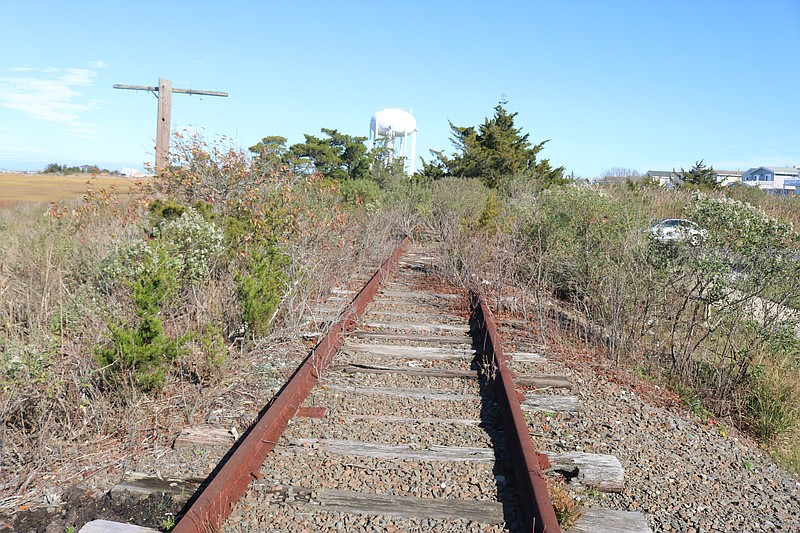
1;486;183;533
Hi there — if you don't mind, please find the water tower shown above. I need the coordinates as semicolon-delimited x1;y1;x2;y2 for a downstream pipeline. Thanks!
369;108;417;174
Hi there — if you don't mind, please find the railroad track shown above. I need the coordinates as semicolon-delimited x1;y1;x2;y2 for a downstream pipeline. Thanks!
81;239;651;533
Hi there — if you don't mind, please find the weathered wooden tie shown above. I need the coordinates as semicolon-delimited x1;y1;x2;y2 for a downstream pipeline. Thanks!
349;331;474;344
284;438;496;462
312;488;504;523
568;508;652;533
545;452;625;493
79;521;160;533
521;394;581;413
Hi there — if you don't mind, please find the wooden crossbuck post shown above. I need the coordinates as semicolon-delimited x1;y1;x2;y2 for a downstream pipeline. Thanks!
113;78;228;173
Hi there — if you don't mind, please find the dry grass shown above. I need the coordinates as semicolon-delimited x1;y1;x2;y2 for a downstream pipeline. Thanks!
0;173;143;207
547;476;583;528
0;162;406;513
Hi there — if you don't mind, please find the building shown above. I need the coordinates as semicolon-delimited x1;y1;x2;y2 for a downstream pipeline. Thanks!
643;169;742;188
740;166;800;194
713;170;743;187
643;170;679;187
121;166;149;178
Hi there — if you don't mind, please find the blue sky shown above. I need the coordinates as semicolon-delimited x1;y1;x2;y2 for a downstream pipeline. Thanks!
1;0;798;178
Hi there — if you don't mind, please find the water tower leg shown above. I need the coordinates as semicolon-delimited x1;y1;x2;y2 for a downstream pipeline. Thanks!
410;131;417;175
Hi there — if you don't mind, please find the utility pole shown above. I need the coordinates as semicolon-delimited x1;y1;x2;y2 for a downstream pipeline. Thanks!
113;78;228;173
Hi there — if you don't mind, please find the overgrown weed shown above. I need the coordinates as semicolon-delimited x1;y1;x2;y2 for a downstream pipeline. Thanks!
0;132;405;511
421;177;800;475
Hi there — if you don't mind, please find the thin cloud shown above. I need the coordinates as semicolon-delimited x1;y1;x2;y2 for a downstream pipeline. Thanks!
0;67;99;136
88;60;108;68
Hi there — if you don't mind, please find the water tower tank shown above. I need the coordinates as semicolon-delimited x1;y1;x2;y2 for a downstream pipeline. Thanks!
370;108;417;138
369;108;417;174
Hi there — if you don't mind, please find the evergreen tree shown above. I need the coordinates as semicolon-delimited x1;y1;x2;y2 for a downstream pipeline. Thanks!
289;128;369;180
421;101;565;188
675;160;719;190
249;135;291;171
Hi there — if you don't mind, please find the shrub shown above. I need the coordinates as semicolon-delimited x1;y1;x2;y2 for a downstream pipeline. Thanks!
152;209;225;282
236;245;289;338
96;209;225;391
746;323;800;443
339;178;383;210
97;313;180;393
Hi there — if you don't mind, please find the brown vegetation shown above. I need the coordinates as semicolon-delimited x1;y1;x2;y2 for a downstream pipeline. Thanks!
0;138;403;515
0;172;141;207
2;135;799;526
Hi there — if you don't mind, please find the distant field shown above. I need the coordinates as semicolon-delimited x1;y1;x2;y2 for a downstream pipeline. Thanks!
0;172;145;208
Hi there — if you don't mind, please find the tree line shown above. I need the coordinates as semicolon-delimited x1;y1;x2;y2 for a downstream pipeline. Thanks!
249;100;567;190
42;163;112;175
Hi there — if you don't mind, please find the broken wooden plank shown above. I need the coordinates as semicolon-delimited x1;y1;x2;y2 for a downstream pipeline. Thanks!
79;521;161;533
308;308;343;315
336;286;459;306
110;473;202;501
316;488;504;523
521;394;580;414
545;452;625;493
323;383;480;401
287;438;495;463
568;507;652;533
331;288;358;295
173;425;235;449
334;363;477;379
349;331;473;344
365;299;450;309
344;343;548;363
333;363;568;389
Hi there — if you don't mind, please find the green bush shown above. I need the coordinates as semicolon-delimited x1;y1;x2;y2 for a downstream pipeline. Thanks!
97;259;182;393
97;313;180;393
339;178;383;210
148;198;186;227
517;185;647;302
747;323;800;443
96;209;225;391
152;209;225;282
236;244;288;338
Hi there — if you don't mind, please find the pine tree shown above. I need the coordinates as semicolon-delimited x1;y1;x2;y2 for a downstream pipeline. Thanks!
289;128;369;180
675;160;719;190
421;101;565;188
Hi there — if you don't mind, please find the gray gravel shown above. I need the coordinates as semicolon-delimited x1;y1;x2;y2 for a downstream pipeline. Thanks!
225;244;523;532
107;241;800;532
502;328;800;532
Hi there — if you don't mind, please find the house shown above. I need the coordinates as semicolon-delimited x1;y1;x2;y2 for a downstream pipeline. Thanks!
644;170;679;188
714;170;743;186
643;169;742;188
740;166;800;194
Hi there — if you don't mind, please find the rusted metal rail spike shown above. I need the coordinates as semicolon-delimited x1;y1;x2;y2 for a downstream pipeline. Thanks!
471;290;562;533
171;238;409;533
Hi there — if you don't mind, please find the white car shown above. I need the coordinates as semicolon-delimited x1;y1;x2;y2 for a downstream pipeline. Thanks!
649;219;707;245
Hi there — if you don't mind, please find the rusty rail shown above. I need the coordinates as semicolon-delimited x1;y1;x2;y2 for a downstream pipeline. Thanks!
173;237;409;532
471;291;561;533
